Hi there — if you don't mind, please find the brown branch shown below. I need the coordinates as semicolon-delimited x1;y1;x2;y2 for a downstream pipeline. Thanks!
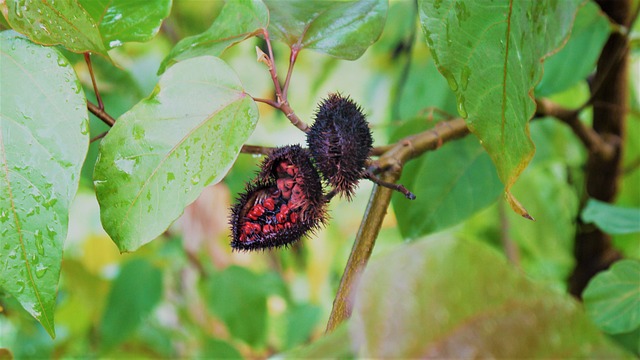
240;144;274;156
569;0;629;298
90;131;108;143
87;101;115;127
535;98;615;160
84;53;104;110
326;117;470;332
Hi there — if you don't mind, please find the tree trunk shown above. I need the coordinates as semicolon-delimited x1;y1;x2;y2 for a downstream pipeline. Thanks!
568;0;630;297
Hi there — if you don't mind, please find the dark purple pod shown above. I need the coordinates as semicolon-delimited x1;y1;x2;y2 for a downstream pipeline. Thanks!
230;145;327;251
307;93;373;200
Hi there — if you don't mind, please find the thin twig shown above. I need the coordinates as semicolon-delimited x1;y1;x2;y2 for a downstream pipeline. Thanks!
90;131;108;143
282;46;299;99
535;98;615;160
252;96;280;108
87;101;115;127
261;28;283;99
364;171;416;200
84;53;104;110
255;29;310;133
240;144;274;156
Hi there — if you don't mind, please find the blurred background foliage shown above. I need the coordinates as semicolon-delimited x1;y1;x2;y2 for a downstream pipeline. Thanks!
0;0;639;358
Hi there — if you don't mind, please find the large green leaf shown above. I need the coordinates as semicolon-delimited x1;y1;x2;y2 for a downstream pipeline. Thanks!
582;199;640;235
265;0;387;60
79;0;172;49
94;56;258;252
418;0;583;217
99;259;163;350
4;0;109;57
204;266;268;346
583;260;640;335
0;31;89;338
159;0;268;74
391;120;502;239
535;1;610;97
351;236;629;358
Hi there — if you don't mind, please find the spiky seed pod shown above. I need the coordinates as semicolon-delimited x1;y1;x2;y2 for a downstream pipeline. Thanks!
230;145;327;251
307;93;373;200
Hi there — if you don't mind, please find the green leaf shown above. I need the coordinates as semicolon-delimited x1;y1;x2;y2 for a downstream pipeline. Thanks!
94;56;258;252
418;0;583;218
582;199;640;235
204;266;268;346
0;31;89;338
283;323;354;358
535;1;610;96
285;304;322;349
391;121;502;239
100;259;163;350
4;0;109;57
583;260;640;335
351;237;629;358
79;0;172;49
201;338;243;359
159;0;268;74
265;0;387;60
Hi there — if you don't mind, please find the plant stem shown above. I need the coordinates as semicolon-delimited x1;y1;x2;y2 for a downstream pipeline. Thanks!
84;53;104;110
326;117;469;331
326;170;400;332
535;98;615;159
87;101;115;127
240;144;274;156
256;29;310;132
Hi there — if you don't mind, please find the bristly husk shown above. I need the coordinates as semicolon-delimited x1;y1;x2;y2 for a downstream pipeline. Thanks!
307;93;373;200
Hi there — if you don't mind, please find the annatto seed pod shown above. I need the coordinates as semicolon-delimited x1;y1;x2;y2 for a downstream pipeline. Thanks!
230;145;327;251
307;93;373;200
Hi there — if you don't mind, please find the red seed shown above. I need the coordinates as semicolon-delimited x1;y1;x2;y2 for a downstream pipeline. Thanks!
280;204;289;214
286;165;298;177
281;190;292;200
290;212;299;223
263;198;275;211
276;212;287;223
276;224;284;231
284;222;292;229
252;204;265;216
263;224;274;233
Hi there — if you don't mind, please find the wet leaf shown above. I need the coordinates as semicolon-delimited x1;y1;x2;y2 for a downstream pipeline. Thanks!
100;259;163;350
79;0;172;50
583;260;640;334
582;199;640;235
265;0;387;60
535;1;610;96
418;0;583;217
0;31;89;338
352;237;629;358
4;0;109;57
391;121;502;239
94;56;258;252
159;0;268;74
